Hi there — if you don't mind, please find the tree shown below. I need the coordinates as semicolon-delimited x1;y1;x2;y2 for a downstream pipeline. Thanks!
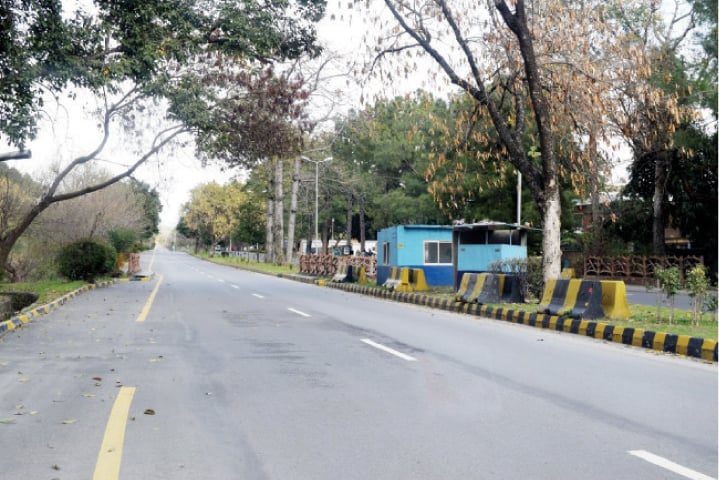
364;0;657;281
0;167;159;281
182;181;245;253
618;0;717;273
330;96;453;241
232;180;266;249
0;0;325;277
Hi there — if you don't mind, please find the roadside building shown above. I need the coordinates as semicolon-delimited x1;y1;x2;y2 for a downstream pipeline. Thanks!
376;225;454;286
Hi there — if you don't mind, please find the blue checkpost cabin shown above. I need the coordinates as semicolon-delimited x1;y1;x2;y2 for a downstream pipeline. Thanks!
452;221;528;287
376;225;454;287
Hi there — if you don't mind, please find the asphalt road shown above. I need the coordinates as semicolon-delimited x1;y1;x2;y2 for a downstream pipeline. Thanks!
625;285;697;311
0;248;716;480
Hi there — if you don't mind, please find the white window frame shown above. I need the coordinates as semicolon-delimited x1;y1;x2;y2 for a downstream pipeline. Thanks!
424;240;452;265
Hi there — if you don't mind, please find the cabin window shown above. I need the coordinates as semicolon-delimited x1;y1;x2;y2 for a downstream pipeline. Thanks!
382;242;390;265
424;241;452;264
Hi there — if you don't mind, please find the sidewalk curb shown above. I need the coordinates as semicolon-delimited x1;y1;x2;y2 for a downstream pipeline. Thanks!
0;280;115;337
299;276;718;363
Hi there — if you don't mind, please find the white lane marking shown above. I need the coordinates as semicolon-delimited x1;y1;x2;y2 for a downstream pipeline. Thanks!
252;293;264;299
217;278;225;283
288;308;311;317
361;339;417;362
231;284;240;289
628;450;716;480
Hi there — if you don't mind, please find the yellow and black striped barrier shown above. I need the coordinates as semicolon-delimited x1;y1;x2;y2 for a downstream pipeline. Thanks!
538;278;606;320
383;267;428;292
323;280;717;362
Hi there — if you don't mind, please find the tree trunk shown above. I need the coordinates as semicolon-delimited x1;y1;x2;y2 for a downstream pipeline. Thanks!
653;154;669;255
265;162;275;262
589;131;601;234
286;156;301;264
541;186;563;281
345;191;353;254
359;198;366;253
321;219;329;255
272;157;285;264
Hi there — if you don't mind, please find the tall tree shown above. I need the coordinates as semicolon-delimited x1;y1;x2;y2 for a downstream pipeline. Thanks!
0;0;325;277
619;0;716;259
364;0;656;281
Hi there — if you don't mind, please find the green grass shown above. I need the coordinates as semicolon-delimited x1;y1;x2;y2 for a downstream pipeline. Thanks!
0;279;89;306
476;301;718;341
198;253;298;276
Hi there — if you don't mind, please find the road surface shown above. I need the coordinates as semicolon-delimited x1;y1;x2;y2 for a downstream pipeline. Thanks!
0;248;716;479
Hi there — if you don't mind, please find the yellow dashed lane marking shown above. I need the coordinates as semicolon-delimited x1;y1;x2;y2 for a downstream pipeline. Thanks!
136;275;163;323
93;386;136;480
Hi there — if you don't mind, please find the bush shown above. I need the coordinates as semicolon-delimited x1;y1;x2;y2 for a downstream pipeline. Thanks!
487;256;543;301
108;228;137;254
56;239;117;282
654;266;682;324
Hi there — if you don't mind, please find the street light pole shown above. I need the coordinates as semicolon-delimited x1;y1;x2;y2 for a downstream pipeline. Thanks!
315;161;319;241
300;156;333;244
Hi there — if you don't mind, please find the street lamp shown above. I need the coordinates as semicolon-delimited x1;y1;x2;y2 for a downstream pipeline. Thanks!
300;156;333;243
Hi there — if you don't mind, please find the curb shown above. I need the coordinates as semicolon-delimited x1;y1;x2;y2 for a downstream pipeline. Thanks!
320;281;718;363
116;272;155;282
0;280;115;337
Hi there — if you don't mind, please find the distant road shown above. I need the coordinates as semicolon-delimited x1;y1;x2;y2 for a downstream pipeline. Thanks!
625;285;700;310
0;248;716;479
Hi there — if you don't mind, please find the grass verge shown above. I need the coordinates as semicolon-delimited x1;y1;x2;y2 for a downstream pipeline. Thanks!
199;253;299;276
0;279;89;306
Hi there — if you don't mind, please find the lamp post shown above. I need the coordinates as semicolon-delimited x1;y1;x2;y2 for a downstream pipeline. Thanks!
300;156;333;242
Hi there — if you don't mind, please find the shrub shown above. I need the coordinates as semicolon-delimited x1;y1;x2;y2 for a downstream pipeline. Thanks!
686;264;710;325
108;228;137;254
487;256;542;302
654;266;682;324
56;239;117;282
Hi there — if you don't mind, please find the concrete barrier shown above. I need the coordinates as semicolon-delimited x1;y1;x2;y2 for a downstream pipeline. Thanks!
396;268;428;293
497;274;523;303
561;268;576;278
538;279;605;320
475;274;501;304
383;267;401;290
354;266;368;284
455;273;487;303
599;280;631;320
332;264;354;283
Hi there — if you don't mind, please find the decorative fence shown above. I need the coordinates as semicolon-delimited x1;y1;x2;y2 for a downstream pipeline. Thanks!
299;254;377;279
583;255;704;283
